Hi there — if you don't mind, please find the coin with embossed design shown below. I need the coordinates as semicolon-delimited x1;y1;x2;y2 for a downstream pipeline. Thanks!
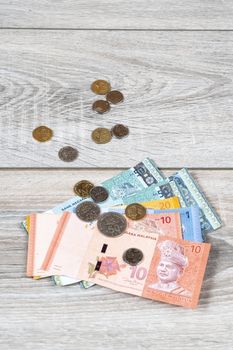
58;146;78;162
111;124;129;139
106;90;124;104
123;248;144;266
90;186;109;203
91;128;112;144
91;80;111;95
92;100;110;114
76;201;101;222
73;180;94;198
97;212;127;237
32;126;53;142
125;203;146;220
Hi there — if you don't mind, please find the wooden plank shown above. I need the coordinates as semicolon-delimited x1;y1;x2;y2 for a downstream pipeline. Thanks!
0;169;232;349
0;30;233;168
1;1;233;30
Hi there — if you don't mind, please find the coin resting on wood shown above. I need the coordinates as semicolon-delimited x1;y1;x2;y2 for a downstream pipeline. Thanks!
91;80;111;95
58;146;79;162
91;128;112;144
106;90;124;104
32;126;53;142
111;124;129;139
92;100;111;114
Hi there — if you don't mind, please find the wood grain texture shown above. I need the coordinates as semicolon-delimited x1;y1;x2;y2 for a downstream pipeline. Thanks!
1;30;233;168
1;0;233;30
0;169;232;350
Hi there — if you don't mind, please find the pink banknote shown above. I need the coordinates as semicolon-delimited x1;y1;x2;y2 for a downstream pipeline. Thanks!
41;212;95;279
79;226;210;308
26;213;63;277
41;211;182;280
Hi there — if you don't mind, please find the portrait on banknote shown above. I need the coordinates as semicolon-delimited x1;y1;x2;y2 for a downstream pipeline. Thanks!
147;240;192;297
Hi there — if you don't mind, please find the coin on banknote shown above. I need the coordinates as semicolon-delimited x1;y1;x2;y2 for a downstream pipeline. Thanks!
58;146;79;162
125;203;146;220
32;126;53;142
73;180;94;197
106;90;124;104
92;100;110;114
111;124;129;139
91;80;111;95
76;201;101;222
123;248;144;266
97;212;127;237
91;128;112;144
90;186;109;203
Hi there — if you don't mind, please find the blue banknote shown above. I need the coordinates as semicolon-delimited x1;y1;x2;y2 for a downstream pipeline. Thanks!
146;206;202;242
50;158;165;214
169;168;222;234
122;179;185;206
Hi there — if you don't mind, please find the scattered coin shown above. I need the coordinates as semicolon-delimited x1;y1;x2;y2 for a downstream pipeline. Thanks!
32;126;53;142
76;201;101;222
92;100;110;114
91;128;112;144
111;124;129;139
58;146;79;162
125;203;147;220
97;212;127;237
90;186;109;203
91;80;111;95
106;90;124;104
74;180;94;198
123;248;144;266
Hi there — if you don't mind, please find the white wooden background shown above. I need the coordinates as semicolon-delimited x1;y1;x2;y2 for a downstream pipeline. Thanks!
0;2;233;350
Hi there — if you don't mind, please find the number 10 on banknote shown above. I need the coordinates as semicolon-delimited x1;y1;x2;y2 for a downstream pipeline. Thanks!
79;230;210;308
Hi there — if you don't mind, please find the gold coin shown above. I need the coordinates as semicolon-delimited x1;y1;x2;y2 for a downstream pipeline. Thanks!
91;128;112;144
125;203;147;220
92;100;110;114
91;80;111;95
73;180;94;198
106;90;124;104
32;126;53;142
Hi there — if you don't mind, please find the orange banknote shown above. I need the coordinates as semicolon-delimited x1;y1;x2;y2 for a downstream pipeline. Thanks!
79;229;210;308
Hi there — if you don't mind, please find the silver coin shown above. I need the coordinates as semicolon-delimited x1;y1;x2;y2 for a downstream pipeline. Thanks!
122;248;144;266
58;146;79;162
90;186;109;203
76;201;100;222
97;212;127;237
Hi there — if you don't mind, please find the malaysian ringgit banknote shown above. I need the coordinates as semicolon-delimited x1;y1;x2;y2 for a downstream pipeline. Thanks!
49;158;165;214
151;206;202;242
54;196;181;287
27;213;63;278
42;209;183;280
41;212;95;279
113;205;202;242
25;197;180;286
79;231;211;308
24;158;165;285
169;169;222;234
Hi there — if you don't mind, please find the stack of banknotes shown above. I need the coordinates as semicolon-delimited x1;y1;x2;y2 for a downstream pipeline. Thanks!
24;158;222;308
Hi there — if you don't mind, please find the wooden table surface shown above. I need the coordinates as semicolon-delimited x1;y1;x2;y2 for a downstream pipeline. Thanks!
0;2;233;349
